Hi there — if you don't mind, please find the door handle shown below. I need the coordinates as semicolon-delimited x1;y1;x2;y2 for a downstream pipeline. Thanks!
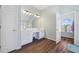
12;29;16;31
0;25;1;29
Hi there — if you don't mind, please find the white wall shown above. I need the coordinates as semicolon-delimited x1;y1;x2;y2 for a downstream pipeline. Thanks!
35;6;56;41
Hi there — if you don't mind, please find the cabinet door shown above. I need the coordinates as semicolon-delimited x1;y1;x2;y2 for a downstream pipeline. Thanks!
21;30;33;46
74;12;79;46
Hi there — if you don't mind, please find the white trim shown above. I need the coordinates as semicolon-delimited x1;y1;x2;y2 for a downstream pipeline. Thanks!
74;11;77;45
46;37;56;42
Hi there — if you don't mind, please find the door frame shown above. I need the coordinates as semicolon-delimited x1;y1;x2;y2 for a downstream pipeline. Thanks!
56;13;61;44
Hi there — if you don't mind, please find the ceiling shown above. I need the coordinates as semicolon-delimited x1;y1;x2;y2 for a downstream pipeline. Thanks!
32;5;50;10
58;5;79;14
32;5;79;14
33;5;79;11
21;5;79;22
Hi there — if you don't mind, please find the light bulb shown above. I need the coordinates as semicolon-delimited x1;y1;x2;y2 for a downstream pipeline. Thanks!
34;14;40;18
23;10;26;14
29;12;32;16
34;14;37;17
26;12;29;15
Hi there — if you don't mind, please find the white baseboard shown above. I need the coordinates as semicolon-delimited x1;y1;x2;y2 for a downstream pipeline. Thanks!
16;46;21;50
45;37;56;42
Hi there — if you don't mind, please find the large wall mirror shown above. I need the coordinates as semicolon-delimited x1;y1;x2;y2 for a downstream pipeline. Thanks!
21;5;41;31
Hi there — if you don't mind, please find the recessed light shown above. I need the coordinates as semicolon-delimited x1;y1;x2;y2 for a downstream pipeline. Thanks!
23;10;40;18
23;10;26;14
34;14;40;18
34;14;37;17
29;12;32;16
26;12;29;15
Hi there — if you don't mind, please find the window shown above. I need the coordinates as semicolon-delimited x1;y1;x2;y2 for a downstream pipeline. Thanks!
62;18;74;33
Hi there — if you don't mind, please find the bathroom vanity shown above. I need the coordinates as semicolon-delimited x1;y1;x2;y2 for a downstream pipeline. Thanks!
21;28;45;46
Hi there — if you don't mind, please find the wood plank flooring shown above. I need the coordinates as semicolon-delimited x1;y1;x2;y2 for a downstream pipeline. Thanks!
10;37;74;53
49;37;74;53
12;38;56;53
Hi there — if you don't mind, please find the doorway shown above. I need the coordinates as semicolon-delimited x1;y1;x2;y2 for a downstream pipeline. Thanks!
56;12;74;44
61;12;74;43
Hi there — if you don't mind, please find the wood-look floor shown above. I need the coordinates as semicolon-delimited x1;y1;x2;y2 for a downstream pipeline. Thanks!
11;37;74;53
49;37;74;53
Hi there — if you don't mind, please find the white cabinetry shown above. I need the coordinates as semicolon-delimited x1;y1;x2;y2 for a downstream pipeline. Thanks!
21;29;33;46
21;28;45;46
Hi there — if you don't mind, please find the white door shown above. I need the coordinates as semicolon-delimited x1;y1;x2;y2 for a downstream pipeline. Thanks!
1;6;21;52
56;13;61;44
0;7;1;49
74;11;79;46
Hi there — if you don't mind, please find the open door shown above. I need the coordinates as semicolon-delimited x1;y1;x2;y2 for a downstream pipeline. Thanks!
0;7;1;50
74;11;79;46
56;13;61;44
